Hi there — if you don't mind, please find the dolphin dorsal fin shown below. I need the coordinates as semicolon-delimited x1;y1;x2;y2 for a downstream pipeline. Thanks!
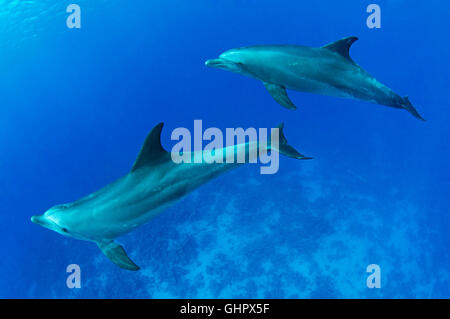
322;36;358;61
131;122;168;172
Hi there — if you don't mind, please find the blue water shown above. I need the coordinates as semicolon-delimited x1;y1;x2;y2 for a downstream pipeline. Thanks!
0;1;449;298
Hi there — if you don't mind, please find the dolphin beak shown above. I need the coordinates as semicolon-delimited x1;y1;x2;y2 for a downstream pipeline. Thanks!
31;215;44;225
31;215;53;229
205;57;247;75
205;58;226;68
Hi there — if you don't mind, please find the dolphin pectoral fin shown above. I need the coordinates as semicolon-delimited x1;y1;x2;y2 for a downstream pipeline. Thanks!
263;82;297;110
97;240;140;271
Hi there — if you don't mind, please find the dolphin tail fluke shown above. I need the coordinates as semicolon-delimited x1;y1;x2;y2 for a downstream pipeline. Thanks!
97;240;140;271
272;123;312;160
402;96;426;121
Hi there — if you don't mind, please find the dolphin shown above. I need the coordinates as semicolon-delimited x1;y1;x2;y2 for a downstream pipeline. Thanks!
31;122;310;270
205;36;425;121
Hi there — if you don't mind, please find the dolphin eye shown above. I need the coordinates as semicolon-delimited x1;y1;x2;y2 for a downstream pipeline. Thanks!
62;228;69;233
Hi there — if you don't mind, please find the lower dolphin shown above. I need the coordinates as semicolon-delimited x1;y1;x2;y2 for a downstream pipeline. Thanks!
31;122;310;270
205;36;425;121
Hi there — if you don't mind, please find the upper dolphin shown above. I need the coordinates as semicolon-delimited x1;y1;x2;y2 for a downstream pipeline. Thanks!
205;36;425;121
31;122;310;270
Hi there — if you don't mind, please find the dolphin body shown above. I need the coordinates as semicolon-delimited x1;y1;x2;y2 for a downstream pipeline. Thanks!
205;36;425;121
31;123;310;270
